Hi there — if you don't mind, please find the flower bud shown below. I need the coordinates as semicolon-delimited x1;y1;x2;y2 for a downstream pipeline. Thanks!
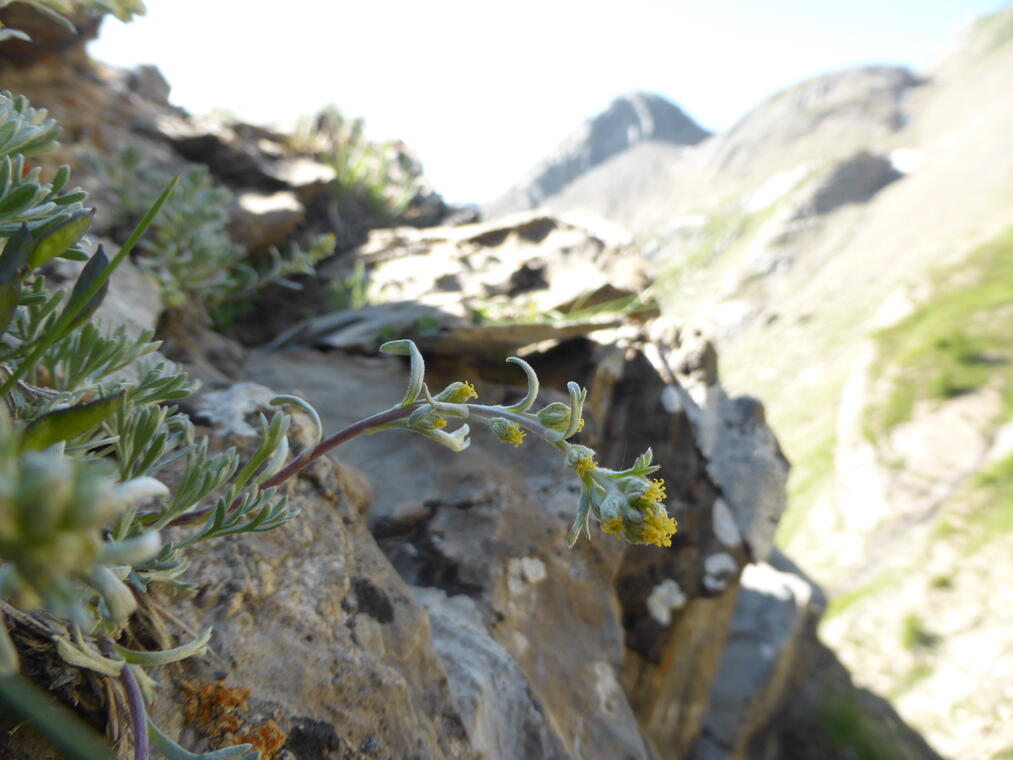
434;381;478;404
486;417;525;447
407;406;446;431
564;445;597;475
536;402;572;433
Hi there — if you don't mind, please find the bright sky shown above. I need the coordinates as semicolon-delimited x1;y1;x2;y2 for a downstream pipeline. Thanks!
90;0;1008;204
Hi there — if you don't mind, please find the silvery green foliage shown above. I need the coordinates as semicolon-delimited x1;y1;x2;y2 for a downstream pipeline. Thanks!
97;149;335;311
296;105;424;219
0;0;146;42
0;93;89;238
120;162;245;308
0;90;294;758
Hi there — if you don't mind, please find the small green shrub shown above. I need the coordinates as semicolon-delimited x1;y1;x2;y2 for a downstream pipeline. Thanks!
890;662;933;698
824;571;898;619
900;613;938;650
930;574;953;590
959;453;1013;553
326;258;368;312
95;148;335;319
292;105;423;221
817;692;897;760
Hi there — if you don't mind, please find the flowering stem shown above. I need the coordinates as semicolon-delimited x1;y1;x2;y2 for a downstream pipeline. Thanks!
466;404;565;448
258;404;415;490
173;398;566;530
167;404;417;527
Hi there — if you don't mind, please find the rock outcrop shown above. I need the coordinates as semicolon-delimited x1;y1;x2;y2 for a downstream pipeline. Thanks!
271;210;653;355
233;213;932;760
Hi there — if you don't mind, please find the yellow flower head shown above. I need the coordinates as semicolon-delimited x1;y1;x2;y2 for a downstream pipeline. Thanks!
600;510;677;547
638;478;667;508
600;517;625;539
437;381;478;404
575;454;597;476
503;425;525;447
639;506;678;547
487;417;526;447
433;416;447;429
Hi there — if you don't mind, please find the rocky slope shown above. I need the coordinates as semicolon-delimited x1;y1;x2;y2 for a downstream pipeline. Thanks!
0;7;944;760
485;7;1013;759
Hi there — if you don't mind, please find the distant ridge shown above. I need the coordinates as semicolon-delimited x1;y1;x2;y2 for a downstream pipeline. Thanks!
484;92;709;218
506;66;919;231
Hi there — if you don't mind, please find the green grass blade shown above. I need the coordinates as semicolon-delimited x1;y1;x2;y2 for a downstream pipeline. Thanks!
0;673;115;760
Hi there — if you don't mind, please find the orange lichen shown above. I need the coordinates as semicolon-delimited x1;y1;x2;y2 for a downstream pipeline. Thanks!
237;720;288;756
181;681;288;759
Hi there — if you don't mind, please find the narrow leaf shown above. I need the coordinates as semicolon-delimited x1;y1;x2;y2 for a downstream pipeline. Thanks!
0;674;115;760
0;222;31;282
58;247;90;262
0;182;38;216
114;628;212;666
27;209;94;268
0;277;19;338
54;637;123;677
0;613;18;674
380;339;425;407
56;244;109;339
0;224;31;335
0;29;33;43
149;718;257;760
22;392;124;451
503;356;540;412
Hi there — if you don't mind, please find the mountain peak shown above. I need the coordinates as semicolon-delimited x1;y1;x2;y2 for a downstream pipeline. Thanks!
485;92;708;217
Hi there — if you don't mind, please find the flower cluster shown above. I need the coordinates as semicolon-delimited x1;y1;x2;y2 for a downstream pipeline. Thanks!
378;340;677;548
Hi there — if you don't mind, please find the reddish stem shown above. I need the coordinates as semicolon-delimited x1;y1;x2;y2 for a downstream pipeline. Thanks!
100;639;148;760
167;405;414;528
